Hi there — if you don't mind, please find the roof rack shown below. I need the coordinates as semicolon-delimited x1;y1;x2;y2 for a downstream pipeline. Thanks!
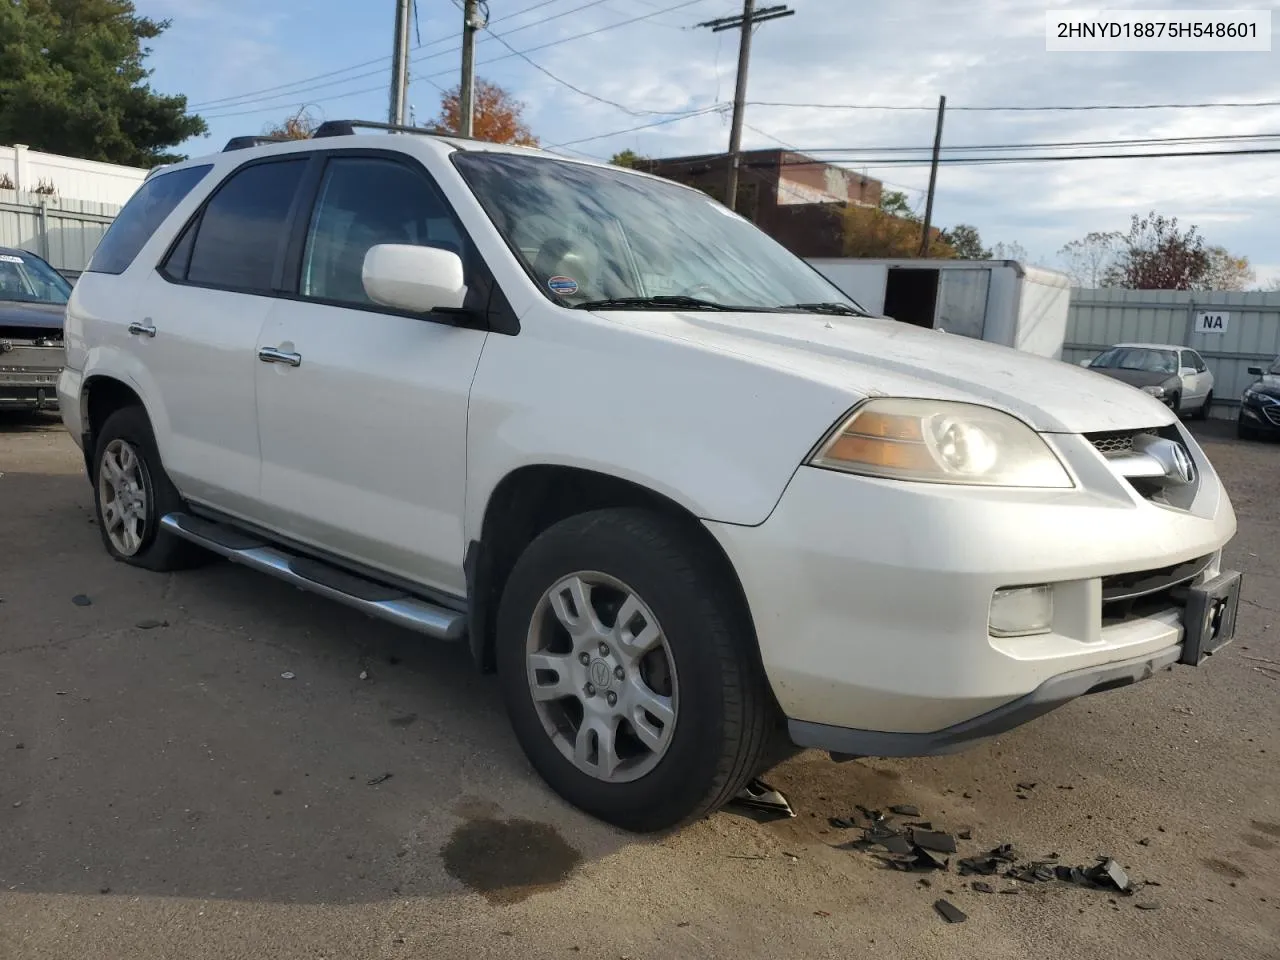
222;134;292;152
311;119;476;141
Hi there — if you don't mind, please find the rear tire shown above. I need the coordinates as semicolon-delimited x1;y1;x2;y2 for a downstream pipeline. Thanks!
496;508;772;832
92;406;211;571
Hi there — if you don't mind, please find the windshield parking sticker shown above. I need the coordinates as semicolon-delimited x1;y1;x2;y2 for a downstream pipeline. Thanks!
548;275;579;296
0;255;24;263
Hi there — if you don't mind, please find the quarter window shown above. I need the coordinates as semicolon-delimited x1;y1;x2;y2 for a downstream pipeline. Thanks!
300;157;463;307
87;165;212;275
184;159;308;292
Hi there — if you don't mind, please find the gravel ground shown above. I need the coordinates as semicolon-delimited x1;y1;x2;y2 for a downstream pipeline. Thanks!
1;412;1277;960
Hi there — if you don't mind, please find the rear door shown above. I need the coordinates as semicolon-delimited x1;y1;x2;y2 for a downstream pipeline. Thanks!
253;150;488;596
140;156;312;518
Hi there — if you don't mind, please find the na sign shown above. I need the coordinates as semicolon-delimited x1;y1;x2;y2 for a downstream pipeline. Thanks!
1194;311;1229;334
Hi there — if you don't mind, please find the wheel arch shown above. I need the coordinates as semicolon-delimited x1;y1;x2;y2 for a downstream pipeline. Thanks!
464;464;760;676
80;375;149;478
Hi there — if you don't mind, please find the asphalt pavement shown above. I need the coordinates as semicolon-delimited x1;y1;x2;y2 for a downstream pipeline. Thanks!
1;411;1277;960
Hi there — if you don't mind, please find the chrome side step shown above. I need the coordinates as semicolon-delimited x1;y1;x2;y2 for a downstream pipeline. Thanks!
160;513;467;641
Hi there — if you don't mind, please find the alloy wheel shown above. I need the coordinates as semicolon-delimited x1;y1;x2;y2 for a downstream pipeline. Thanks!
97;438;151;556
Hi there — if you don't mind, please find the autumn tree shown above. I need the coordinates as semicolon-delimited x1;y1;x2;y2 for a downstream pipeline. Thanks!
1104;212;1209;290
265;107;318;140
1057;231;1122;287
0;0;206;165
940;224;990;260
842;191;955;258
432;79;538;146
1200;246;1255;291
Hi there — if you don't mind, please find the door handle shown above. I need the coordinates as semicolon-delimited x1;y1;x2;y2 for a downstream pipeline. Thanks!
258;346;302;367
127;321;157;337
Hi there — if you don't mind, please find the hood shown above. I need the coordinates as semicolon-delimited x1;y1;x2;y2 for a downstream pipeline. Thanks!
602;309;1176;434
1247;374;1280;399
0;300;66;334
1087;366;1178;389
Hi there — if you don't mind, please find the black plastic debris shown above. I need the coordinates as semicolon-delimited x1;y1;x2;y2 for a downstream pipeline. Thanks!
1137;837;1151;846
1016;781;1037;791
829;816;855;829
880;835;914;856
1084;858;1132;893
914;848;950;870
1055;865;1074;882
731;779;795;819
957;828;972;840
889;804;920;817
992;844;1021;862
136;619;168;630
934;899;967;923
366;773;393;785
857;805;885;823
914;830;958;854
71;594;92;607
1135;902;1160;910
971;881;995;894
957;857;1000;876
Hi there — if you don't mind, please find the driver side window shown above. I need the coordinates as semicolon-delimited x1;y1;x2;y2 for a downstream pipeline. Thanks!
300;156;464;307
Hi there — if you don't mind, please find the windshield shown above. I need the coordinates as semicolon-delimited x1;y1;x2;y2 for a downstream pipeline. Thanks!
1090;347;1177;374
0;251;71;305
452;152;862;312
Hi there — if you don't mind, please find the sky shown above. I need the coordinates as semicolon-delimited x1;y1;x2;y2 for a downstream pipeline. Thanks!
141;0;1280;285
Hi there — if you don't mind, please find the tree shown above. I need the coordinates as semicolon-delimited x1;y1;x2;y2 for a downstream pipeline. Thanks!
1200;246;1255;291
265;107;318;141
940;224;990;260
990;241;1030;263
1057;231;1122;287
842;192;955;258
609;149;649;169
0;0;206;166
1104;212;1209;290
432;79;538;146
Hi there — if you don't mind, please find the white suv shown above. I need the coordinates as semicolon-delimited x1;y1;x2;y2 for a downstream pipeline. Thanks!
58;122;1242;831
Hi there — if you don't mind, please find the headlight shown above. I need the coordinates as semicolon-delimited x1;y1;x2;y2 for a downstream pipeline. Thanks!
809;398;1073;488
1141;384;1166;397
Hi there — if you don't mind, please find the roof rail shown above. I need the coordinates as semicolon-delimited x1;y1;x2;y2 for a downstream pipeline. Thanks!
311;119;475;141
223;134;292;152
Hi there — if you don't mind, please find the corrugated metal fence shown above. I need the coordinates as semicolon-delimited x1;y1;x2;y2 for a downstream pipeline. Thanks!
0;188;119;280
1065;288;1280;419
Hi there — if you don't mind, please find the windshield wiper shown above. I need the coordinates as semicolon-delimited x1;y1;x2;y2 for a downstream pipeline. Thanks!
571;295;750;312
780;301;871;317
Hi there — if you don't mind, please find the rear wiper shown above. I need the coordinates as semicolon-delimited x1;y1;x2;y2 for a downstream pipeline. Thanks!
571;295;750;312
780;301;871;317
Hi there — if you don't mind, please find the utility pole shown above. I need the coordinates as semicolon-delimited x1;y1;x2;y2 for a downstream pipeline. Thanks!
459;0;483;137
918;95;946;257
697;3;794;212
389;0;412;125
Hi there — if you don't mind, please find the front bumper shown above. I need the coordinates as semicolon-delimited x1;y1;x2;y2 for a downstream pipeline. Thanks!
1239;397;1280;433
0;344;62;410
705;424;1239;756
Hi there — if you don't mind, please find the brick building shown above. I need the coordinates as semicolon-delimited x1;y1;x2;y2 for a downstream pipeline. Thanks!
644;149;882;257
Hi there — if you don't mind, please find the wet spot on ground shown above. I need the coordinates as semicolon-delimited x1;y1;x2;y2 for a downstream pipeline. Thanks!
1242;833;1276;850
388;713;417;727
1250;820;1280;838
441;817;583;904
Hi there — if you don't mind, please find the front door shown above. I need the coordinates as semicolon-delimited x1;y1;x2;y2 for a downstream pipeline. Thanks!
254;152;488;596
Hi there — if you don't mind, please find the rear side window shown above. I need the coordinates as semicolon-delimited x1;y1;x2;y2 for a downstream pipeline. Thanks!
184;159;308;293
87;165;212;275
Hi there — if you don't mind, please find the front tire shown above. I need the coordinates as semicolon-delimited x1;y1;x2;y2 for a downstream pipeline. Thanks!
496;509;772;832
1197;391;1214;420
92;406;210;571
1237;418;1259;441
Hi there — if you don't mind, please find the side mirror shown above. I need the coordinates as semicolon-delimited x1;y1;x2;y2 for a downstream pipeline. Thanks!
362;244;467;314
1248;366;1264;376
1077;358;1093;367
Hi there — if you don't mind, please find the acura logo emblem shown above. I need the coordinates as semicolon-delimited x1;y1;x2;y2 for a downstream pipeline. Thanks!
1142;437;1196;486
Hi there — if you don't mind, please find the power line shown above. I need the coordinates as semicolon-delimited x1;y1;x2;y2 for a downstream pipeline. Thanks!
744;98;1280;112
797;131;1280;154
548;105;726;146
190;0;589;109
769;145;1280;167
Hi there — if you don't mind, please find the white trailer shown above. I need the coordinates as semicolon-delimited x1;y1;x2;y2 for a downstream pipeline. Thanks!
806;257;1072;359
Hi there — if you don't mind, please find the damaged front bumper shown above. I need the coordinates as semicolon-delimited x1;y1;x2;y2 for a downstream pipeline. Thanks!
704;423;1240;759
0;341;63;410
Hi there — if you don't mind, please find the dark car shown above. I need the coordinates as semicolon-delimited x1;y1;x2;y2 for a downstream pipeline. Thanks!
0;246;71;411
1238;357;1280;440
1082;342;1215;418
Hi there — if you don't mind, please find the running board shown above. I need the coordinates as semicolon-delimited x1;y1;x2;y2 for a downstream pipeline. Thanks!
159;513;467;641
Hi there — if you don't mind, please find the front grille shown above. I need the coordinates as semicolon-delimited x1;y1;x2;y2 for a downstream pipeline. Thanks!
1099;555;1209;626
1087;429;1155;457
1265;406;1280;427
